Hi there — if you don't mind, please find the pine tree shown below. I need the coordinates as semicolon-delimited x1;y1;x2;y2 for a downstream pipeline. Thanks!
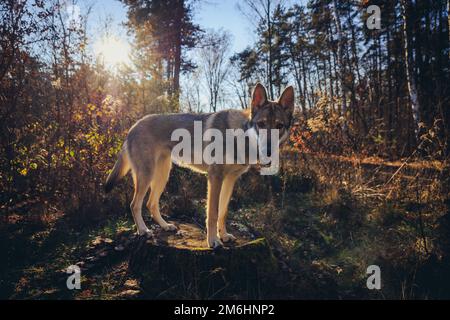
122;0;201;110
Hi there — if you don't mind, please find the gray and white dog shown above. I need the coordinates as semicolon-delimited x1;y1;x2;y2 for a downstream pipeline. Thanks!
104;83;294;248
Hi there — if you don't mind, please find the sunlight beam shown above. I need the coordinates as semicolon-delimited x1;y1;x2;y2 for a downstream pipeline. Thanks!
94;36;131;70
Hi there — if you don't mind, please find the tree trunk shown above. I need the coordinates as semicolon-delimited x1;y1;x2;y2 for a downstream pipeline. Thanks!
172;0;183;111
266;0;274;100
401;0;421;140
331;0;347;118
128;221;278;299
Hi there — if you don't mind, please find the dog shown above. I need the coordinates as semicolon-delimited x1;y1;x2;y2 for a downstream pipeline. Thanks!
104;83;294;248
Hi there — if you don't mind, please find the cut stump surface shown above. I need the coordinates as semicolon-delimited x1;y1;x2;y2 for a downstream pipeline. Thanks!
128;220;278;299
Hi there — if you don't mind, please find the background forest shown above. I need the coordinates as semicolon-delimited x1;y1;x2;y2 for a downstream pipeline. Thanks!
1;0;449;299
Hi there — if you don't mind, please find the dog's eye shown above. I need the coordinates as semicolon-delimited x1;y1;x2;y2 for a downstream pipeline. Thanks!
275;123;284;130
257;121;266;128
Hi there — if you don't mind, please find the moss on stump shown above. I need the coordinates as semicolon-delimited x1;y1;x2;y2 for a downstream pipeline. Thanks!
128;222;278;299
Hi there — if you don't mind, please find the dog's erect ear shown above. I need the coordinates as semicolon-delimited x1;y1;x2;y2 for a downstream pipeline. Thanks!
251;83;268;115
278;86;295;115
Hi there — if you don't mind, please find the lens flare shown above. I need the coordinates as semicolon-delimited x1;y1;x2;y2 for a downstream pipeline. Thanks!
94;36;131;69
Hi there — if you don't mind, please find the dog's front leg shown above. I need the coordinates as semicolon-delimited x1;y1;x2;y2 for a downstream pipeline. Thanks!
218;174;239;243
206;173;223;249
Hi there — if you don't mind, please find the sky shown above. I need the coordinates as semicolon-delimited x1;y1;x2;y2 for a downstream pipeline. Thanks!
70;0;302;110
68;0;257;110
194;0;255;53
83;0;255;54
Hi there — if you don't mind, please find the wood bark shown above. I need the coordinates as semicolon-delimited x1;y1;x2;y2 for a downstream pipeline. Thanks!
128;222;278;299
401;0;421;139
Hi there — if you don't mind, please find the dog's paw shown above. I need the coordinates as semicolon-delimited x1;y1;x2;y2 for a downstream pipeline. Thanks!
220;232;237;243
137;228;154;238
161;223;177;232
208;237;224;250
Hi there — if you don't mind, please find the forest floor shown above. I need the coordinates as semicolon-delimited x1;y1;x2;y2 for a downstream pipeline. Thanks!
1;157;449;299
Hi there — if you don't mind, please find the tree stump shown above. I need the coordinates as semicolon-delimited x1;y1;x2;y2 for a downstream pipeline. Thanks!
128;221;278;299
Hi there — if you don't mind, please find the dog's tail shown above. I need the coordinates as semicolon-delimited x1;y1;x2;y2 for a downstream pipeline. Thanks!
104;143;130;193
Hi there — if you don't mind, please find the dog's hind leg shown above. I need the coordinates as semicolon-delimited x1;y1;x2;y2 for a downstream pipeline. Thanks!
130;169;153;237
147;154;177;231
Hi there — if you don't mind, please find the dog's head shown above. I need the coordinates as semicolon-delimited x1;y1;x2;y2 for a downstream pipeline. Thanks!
249;83;295;157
